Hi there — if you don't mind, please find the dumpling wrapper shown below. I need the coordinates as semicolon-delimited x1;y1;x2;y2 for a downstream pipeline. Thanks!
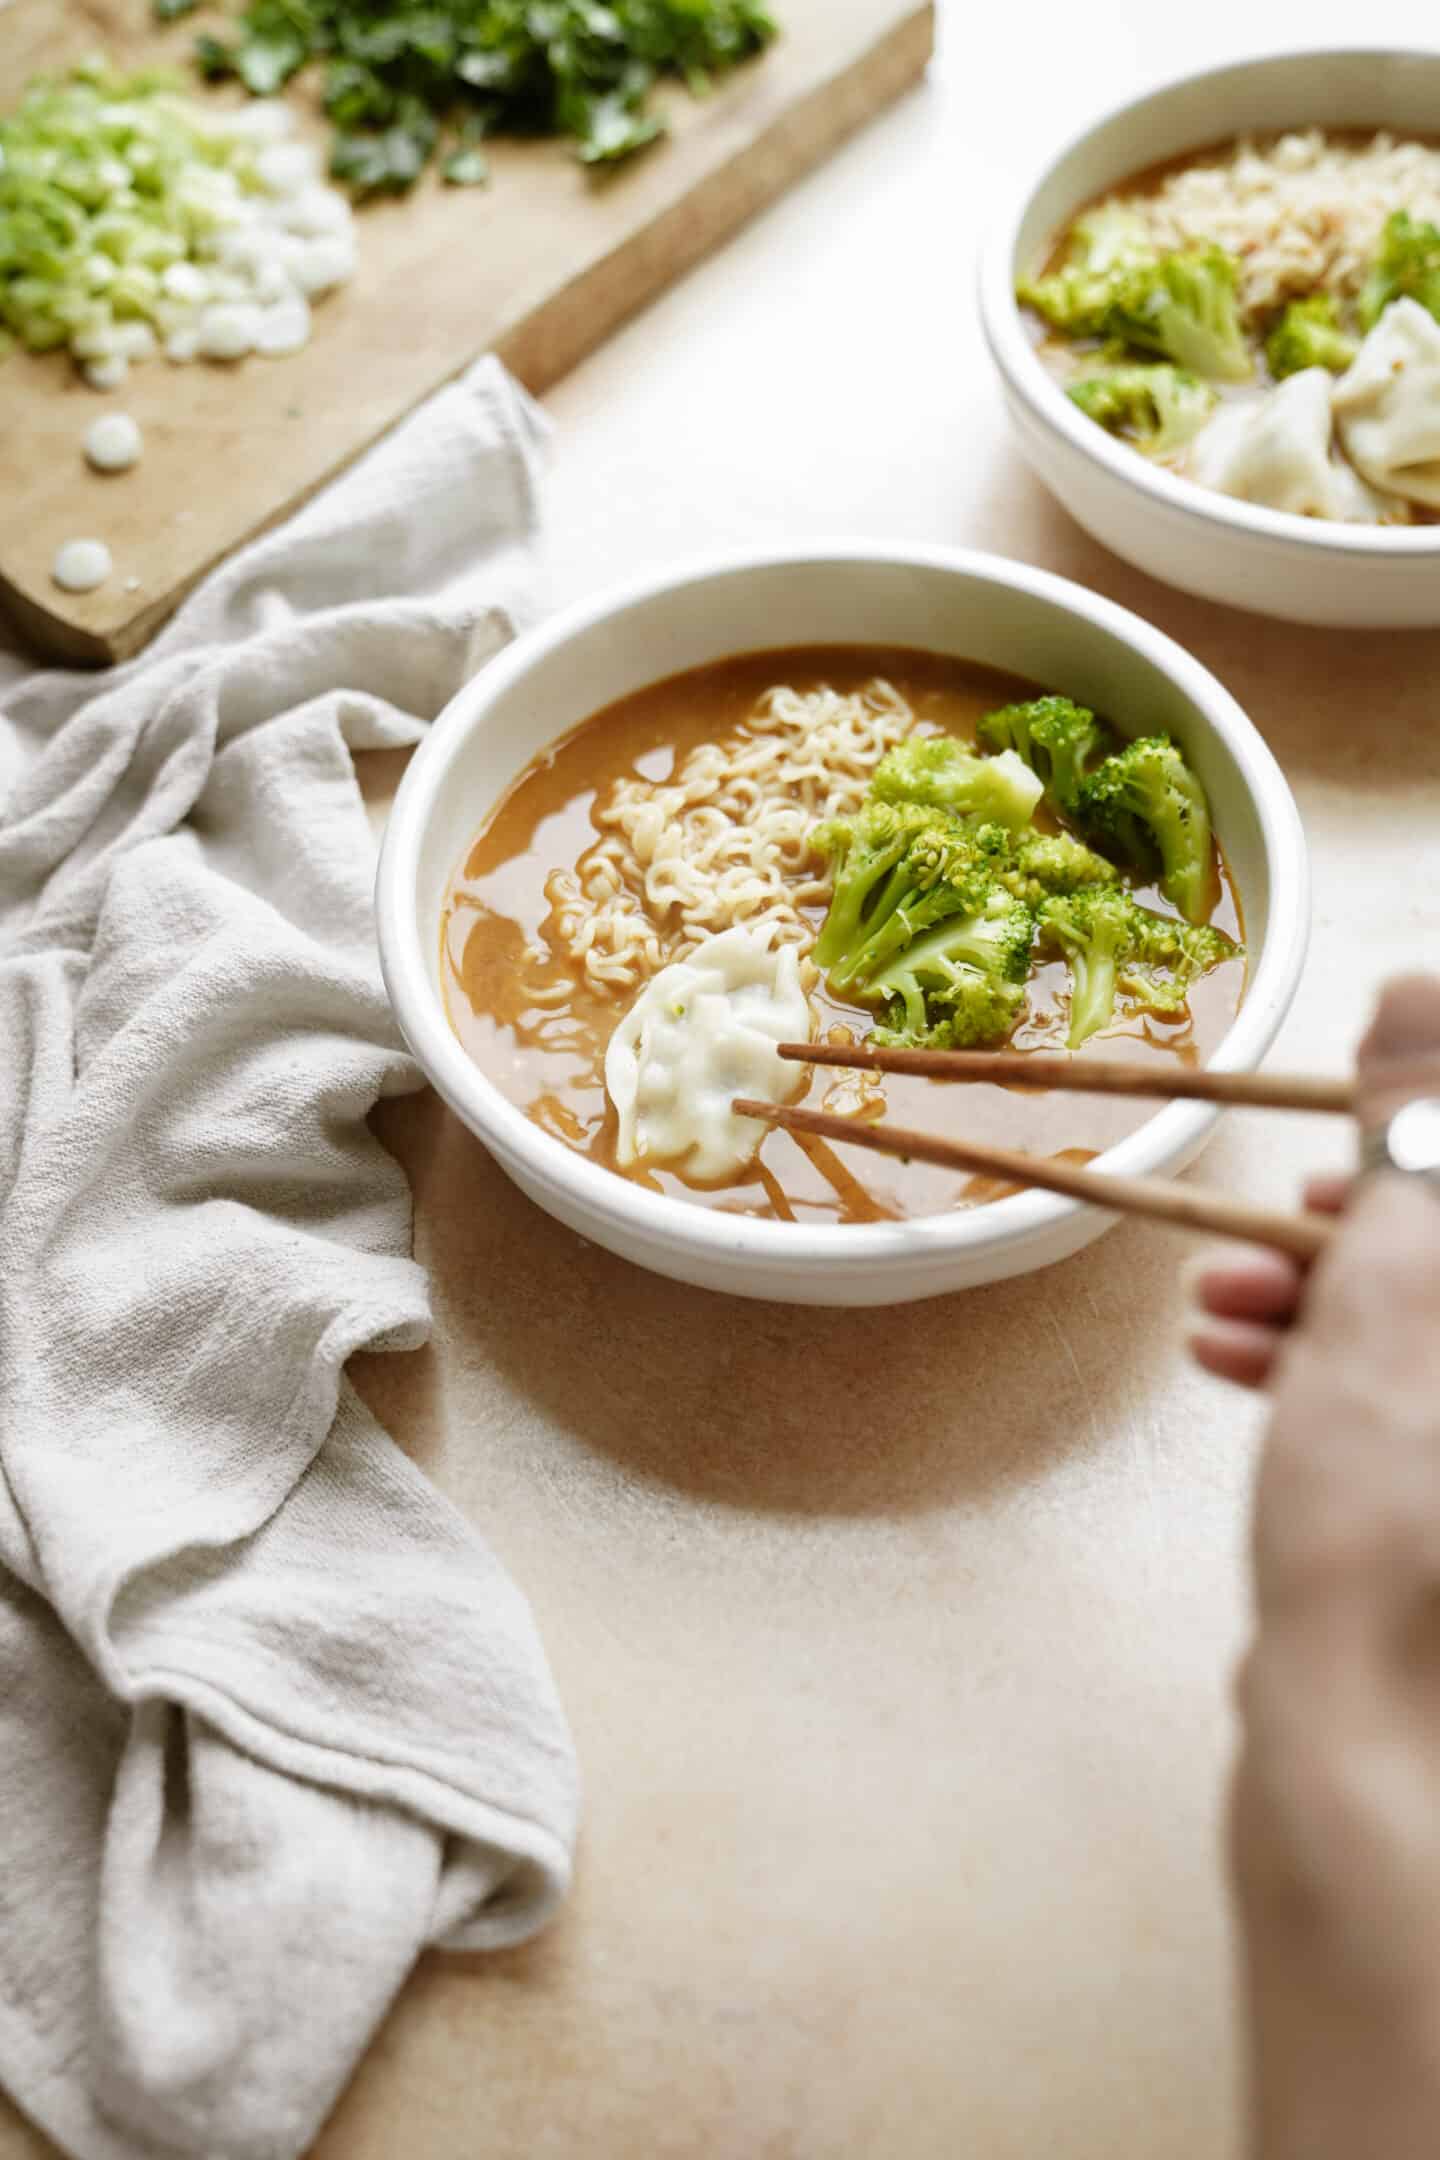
1333;296;1440;510
1188;366;1392;522
605;929;813;1183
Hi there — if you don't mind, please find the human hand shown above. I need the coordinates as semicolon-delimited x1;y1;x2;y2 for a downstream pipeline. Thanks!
1187;976;1440;1389
1210;977;1440;2158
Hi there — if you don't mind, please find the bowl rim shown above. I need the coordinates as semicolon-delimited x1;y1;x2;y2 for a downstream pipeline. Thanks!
375;540;1310;1273
977;43;1440;559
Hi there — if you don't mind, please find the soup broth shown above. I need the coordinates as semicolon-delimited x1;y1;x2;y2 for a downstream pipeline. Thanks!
442;647;1245;1227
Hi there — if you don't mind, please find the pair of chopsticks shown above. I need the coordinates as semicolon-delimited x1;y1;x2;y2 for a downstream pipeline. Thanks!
734;1044;1358;1262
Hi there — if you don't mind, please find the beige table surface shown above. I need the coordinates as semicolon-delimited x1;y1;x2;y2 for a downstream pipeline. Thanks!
7;3;1440;2156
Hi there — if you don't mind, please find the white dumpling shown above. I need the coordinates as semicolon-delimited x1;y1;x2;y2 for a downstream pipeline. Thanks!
605;929;812;1183
1333;296;1440;509
1188;368;1389;521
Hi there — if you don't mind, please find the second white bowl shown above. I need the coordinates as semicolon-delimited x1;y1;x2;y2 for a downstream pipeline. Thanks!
978;48;1440;628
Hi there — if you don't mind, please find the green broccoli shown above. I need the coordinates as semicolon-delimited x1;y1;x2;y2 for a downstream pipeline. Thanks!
1022;241;1253;383
1067;361;1218;457
1117;912;1241;1015
870;734;1043;831
1359;210;1440;330
1035;889;1231;1049
988;828;1122;905
871;970;1027;1052
812;801;1034;1047
1014;206;1154;328
811;800;937;984
865;891;1035;1036
1018;261;1125;342
841;843;1002;986
1106;245;1253;382
1075;733;1216;924
1035;889;1142;1047
976;696;1114;819
811;802;991;992
1264;293;1357;379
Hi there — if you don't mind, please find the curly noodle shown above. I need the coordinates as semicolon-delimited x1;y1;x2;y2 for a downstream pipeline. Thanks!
538;680;913;1000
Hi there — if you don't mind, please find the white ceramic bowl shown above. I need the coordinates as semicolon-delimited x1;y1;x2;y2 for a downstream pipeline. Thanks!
978;48;1440;628
376;544;1308;1306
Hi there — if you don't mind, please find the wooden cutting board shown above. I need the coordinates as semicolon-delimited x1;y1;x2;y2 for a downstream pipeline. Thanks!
0;0;933;665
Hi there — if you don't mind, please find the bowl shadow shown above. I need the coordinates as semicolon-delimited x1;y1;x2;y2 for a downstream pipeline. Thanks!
352;1088;1197;1526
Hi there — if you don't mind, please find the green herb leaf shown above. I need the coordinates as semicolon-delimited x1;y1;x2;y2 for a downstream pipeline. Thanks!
454;47;524;93
323;56;396;126
573;90;662;163
236;24;311;93
162;0;779;192
154;0;204;20
192;31;237;77
330;105;437;194
442;144;490;183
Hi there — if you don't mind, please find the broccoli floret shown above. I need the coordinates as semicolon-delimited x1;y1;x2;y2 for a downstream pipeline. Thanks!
811;802;992;991
1264;293;1357;379
1116;248;1252;381
1022;241;1253;383
1117;913;1241;1015
865;892;1035;1036
1018;261;1127;342
1075;733;1216;924
1106;245;1253;382
871;971;1026;1052
1036;889;1139;1048
870;734;1043;831
811;801;940;985
1359;210;1440;330
1017;212;1150;338
976;696;1114;819
1067;361;1218;456
992;829;1122;905
843;844;1000;985
1037;890;1236;1048
1016;206;1155;326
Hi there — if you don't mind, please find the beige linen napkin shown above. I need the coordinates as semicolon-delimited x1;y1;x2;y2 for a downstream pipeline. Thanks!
0;357;579;2160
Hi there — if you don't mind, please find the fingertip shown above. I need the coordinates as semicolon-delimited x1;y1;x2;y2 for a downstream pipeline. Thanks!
1359;975;1440;1071
1181;1243;1303;1323
1302;1172;1352;1217
1178;1246;1228;1305
1187;1317;1283;1392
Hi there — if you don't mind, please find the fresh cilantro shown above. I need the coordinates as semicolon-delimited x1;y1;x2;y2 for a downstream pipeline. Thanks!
441;111;491;184
330;101;438;194
443;145;490;183
156;0;778;190
237;25;312;93
193;32;237;77
572;90;662;164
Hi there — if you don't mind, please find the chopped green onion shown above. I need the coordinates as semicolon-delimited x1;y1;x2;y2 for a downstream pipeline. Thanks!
0;56;357;376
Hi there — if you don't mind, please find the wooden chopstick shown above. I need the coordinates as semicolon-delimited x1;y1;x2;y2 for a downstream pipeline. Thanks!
777;1042;1356;1116
734;1098;1335;1263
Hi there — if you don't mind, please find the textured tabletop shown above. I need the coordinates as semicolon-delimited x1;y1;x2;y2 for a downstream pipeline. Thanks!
6;2;1440;2155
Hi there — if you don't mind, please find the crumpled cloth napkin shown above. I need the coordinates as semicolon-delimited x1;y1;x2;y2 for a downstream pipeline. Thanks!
0;357;579;2160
